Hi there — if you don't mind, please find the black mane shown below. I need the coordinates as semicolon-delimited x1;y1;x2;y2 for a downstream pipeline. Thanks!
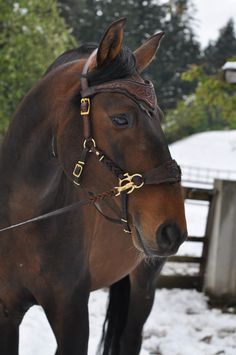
45;44;137;85
87;46;137;85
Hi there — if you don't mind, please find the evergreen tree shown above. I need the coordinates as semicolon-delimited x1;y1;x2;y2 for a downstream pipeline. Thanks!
203;19;236;74
148;0;200;109
0;0;75;135
58;0;168;49
58;0;201;109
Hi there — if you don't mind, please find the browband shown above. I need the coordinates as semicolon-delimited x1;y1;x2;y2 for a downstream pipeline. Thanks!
82;79;157;112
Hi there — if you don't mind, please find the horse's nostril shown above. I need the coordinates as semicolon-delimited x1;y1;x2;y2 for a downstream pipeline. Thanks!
156;222;182;252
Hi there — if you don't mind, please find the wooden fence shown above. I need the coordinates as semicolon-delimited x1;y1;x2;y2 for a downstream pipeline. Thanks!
157;185;216;291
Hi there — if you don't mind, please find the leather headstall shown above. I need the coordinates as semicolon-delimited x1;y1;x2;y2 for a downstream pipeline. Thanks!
72;49;182;233
0;49;182;236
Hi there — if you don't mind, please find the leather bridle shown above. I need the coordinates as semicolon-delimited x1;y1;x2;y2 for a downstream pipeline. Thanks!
0;49;181;234
71;49;182;233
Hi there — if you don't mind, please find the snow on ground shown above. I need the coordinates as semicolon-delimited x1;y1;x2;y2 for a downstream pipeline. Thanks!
169;130;236;171
170;130;236;184
19;131;236;354
20;289;236;355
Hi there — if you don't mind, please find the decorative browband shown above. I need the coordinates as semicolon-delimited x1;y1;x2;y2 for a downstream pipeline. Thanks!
81;79;157;112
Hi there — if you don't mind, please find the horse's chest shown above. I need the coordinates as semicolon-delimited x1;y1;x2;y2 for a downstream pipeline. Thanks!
88;223;142;290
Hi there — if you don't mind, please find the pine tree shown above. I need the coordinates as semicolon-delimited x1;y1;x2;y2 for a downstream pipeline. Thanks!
203;19;236;74
58;0;201;109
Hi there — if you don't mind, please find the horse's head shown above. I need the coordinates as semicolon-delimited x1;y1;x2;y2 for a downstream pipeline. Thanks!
54;18;187;257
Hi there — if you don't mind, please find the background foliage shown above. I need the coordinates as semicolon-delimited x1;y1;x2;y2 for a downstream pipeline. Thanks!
58;0;201;110
164;65;236;142
0;0;75;135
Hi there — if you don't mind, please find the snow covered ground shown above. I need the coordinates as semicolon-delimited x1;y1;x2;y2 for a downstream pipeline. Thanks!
169;130;236;172
19;131;236;354
20;288;236;355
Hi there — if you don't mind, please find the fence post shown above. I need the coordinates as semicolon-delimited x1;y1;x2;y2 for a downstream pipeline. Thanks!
204;179;236;304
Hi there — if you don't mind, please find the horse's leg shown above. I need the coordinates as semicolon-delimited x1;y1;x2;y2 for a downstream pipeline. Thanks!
100;258;166;355
42;285;90;355
0;318;19;355
119;258;166;355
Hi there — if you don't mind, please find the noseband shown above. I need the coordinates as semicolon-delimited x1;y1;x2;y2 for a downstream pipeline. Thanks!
72;49;181;233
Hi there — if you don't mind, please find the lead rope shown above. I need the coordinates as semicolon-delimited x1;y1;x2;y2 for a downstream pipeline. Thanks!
0;188;119;233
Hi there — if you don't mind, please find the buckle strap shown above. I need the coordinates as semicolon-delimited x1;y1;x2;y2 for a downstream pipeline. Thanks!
72;147;90;185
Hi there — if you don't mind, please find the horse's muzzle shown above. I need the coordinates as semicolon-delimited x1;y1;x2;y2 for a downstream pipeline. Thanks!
155;222;187;257
134;222;187;257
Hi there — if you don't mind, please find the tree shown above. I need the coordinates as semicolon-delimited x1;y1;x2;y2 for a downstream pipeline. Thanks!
0;0;75;135
58;0;201;109
203;19;236;74
164;65;236;142
147;0;201;109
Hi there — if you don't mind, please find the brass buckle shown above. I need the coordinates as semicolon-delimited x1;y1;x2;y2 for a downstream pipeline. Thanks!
81;98;90;115
115;173;144;196
73;161;85;182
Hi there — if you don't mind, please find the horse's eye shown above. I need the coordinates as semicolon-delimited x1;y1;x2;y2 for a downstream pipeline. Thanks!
111;115;129;128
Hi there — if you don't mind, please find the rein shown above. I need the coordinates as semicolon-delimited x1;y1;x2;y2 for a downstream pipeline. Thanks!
0;49;181;234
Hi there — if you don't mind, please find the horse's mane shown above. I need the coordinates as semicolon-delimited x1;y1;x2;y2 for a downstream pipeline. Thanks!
45;43;137;85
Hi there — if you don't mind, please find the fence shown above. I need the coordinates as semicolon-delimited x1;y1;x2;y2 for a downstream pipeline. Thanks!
181;165;236;185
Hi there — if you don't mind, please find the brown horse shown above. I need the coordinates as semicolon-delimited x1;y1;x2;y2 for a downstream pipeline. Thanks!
0;19;187;355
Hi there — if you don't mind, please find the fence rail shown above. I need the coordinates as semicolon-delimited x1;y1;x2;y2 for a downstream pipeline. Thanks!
181;165;236;185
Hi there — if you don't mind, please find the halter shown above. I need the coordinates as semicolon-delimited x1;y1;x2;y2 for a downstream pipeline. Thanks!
0;50;181;235
72;49;181;233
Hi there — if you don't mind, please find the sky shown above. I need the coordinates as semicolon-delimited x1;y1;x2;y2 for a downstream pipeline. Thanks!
192;0;236;48
160;0;236;48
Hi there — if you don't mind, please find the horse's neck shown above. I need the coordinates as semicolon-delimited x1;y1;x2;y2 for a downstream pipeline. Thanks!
0;92;66;221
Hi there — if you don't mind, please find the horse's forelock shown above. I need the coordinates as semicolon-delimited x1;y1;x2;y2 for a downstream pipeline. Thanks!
87;46;137;86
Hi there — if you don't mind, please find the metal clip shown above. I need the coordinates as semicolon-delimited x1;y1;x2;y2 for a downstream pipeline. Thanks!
83;138;96;150
115;173;144;196
81;98;90;115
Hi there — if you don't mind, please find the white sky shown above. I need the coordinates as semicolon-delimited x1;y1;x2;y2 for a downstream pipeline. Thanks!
160;0;236;48
192;0;236;47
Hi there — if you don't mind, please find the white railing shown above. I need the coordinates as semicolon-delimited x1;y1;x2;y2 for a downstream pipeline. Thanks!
181;165;236;186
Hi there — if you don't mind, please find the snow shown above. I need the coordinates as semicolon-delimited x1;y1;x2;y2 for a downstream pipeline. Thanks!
19;131;236;354
169;130;236;171
222;62;236;70
20;289;236;355
169;130;236;185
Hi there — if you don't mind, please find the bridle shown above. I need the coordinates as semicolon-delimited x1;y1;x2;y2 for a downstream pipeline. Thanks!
71;49;181;233
0;49;181;234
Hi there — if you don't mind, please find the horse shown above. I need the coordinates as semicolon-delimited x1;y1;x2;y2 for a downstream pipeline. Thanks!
0;18;187;355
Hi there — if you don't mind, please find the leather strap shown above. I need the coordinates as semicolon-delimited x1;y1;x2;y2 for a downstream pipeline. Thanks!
0;199;93;233
144;160;181;185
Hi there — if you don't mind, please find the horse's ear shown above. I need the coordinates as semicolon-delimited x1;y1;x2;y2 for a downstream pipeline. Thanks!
134;32;165;72
97;18;126;67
